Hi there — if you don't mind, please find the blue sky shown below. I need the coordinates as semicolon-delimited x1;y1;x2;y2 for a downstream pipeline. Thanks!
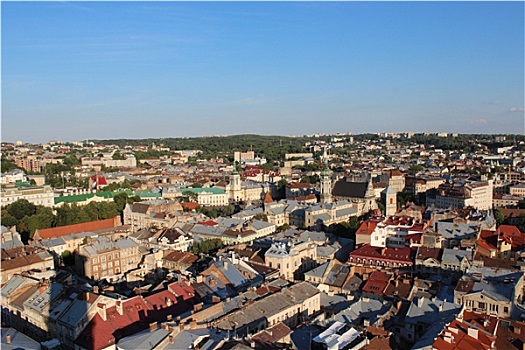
2;1;524;143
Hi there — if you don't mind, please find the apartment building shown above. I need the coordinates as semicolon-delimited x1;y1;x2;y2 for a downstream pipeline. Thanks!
1;185;54;207
265;241;318;280
75;237;141;281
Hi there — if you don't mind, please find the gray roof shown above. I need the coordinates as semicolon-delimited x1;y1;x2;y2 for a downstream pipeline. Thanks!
57;296;97;328
117;327;170;350
0;229;24;250
335;207;358;218
305;262;329;279
250;220;274;230
300;230;327;243
190;225;226;237
441;248;472;265
1;328;40;350
215;217;244;228
38;237;66;248
217;282;319;331
23;282;64;316
214;259;250;289
405;297;460;325
232;207;264;219
331;297;391;326
437;221;478;239
80;237;138;257
469;281;514;302
164;329;224;350
0;275;28;298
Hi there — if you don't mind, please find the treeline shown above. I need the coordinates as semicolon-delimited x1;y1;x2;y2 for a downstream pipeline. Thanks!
1;193;139;240
190;238;224;255
93;134;312;164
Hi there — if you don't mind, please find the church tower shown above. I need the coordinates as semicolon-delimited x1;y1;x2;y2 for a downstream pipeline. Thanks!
230;163;242;201
320;161;333;203
360;172;378;215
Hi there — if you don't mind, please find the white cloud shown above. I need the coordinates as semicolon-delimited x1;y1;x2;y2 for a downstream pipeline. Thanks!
469;118;487;125
508;107;525;112
486;100;501;105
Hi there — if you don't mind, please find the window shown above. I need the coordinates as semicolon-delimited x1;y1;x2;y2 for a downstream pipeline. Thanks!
504;307;509;313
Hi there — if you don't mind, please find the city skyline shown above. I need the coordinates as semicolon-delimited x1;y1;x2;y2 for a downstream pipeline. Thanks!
2;1;524;143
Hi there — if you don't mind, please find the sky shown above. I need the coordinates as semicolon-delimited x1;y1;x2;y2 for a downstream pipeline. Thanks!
2;1;524;143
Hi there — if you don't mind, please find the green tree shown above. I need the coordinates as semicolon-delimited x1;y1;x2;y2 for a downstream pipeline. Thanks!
112;151;125;160
276;179;288;199
377;202;386;215
493;209;505;227
277;223;291;232
191;238;224;255
1;158;18;173
1;210;18;227
407;164;424;175
6;199;37;221
254;213;269;221
22;207;55;238
61;250;75;266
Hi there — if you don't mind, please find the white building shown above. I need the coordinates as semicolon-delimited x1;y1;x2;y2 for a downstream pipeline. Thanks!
0;185;54;207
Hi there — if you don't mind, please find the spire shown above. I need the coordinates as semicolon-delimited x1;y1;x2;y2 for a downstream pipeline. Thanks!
264;191;273;204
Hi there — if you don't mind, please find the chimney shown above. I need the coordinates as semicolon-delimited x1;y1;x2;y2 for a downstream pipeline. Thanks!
468;328;478;339
93;285;99;294
190;320;197;329
39;283;47;295
224;261;229;270
193;303;203;312
179;323;185;331
212;295;221;303
98;303;107;321
210;278;217;286
167;314;173;321
6;334;11;344
165;297;173;307
116;300;124;315
169;335;174;344
196;275;203;283
149;322;158;332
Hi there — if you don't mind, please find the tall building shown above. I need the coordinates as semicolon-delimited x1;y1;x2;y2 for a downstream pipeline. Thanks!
320;163;332;204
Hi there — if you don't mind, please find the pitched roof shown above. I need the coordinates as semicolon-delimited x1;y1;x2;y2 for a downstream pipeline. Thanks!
34;217;119;240
332;179;368;198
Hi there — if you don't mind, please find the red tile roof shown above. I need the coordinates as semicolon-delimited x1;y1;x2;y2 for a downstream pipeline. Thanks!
362;271;391;295
199;220;218;227
91;175;108;186
350;245;413;266
356;220;379;236
75;286;195;350
433;313;497;350
34;217;120;240
181;202;199;210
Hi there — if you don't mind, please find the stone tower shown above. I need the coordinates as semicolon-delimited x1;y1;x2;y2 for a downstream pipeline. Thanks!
230;163;242;201
320;162;333;204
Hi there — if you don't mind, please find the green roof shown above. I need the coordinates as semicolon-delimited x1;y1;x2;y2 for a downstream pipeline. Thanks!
15;181;35;188
182;187;226;195
54;189;134;204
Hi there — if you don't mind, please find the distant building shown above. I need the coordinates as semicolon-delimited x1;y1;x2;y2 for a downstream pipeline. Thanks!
0;185;54;207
